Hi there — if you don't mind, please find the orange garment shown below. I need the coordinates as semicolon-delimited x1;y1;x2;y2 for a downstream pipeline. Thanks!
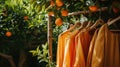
86;29;99;67
63;29;79;67
91;24;106;67
74;28;93;67
74;31;85;67
91;24;120;67
56;30;71;67
114;33;120;67
104;25;120;67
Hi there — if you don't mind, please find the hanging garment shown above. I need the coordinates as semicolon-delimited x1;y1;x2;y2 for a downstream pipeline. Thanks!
114;33;120;67
74;28;94;67
91;24;120;67
63;29;79;67
91;24;106;67
56;30;71;67
86;29;99;67
104;26;120;67
74;30;85;67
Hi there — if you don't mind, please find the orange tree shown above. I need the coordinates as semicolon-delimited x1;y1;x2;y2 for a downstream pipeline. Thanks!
32;0;120;29
0;0;49;67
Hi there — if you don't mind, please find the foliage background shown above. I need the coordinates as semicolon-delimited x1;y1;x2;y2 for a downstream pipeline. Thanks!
0;0;48;66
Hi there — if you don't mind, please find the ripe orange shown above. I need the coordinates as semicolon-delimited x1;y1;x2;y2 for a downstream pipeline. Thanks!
48;11;54;16
56;0;64;7
5;31;12;37
50;0;54;6
113;7;119;13
23;16;28;20
89;6;98;12
61;9;68;16
55;18;63;26
112;1;120;13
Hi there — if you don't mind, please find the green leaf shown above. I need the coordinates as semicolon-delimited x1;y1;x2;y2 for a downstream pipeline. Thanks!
18;0;23;5
36;46;40;53
37;56;42;60
29;50;38;56
42;43;48;49
37;5;42;12
39;58;48;63
32;1;37;7
30;0;36;4
28;24;34;28
45;1;50;9
41;5;46;12
80;0;84;2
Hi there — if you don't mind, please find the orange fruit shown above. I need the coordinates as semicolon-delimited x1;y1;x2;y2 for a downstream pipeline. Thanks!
48;11;54;16
89;6;98;12
55;18;63;26
112;1;120;13
23;16;28;20
5;31;12;37
113;7;119;13
50;0;54;6
56;0;64;7
61;9;68;16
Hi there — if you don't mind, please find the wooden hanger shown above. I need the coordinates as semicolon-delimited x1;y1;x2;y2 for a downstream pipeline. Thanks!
82;21;89;28
77;21;89;30
86;21;94;28
68;24;74;30
89;19;105;30
107;16;120;26
107;16;120;32
107;18;112;23
68;22;81;32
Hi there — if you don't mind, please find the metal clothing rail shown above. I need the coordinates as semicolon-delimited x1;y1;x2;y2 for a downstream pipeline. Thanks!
68;7;108;16
47;7;108;61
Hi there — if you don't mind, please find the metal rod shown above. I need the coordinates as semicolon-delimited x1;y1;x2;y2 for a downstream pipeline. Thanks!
68;7;108;16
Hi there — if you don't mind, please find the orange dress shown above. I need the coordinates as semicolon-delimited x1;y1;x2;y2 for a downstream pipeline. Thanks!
56;30;71;67
63;29;79;67
74;28;93;67
91;24;120;67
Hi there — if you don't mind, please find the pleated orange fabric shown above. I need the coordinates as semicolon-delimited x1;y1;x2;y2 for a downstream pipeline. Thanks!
63;29;79;67
74;31;85;67
56;30;71;67
104;25;120;67
91;24;106;67
86;29;99;67
114;33;120;67
104;27;113;67
91;24;120;67
74;29;93;67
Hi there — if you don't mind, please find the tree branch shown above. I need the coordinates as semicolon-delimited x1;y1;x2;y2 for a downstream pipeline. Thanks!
0;53;16;67
18;50;26;67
